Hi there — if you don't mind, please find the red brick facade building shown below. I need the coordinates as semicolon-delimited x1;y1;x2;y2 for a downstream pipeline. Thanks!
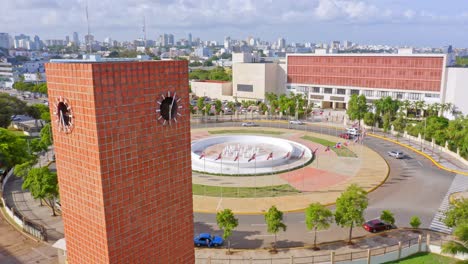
46;60;194;263
286;53;447;108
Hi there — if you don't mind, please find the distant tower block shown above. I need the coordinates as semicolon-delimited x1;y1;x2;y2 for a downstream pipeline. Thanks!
46;58;194;263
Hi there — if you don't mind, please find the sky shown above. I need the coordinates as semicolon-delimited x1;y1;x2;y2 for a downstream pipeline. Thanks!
2;0;468;47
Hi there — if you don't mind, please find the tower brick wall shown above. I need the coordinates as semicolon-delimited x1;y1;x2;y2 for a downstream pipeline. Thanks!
46;60;194;263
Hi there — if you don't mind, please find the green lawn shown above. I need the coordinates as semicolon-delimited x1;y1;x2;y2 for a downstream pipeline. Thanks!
301;135;357;157
7;128;27;137
209;129;283;135
192;184;300;197
382;252;459;264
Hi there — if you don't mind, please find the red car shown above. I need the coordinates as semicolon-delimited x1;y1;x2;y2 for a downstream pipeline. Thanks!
339;133;350;139
363;219;394;233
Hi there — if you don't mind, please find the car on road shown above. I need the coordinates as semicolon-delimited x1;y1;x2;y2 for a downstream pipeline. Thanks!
363;219;394;233
194;233;224;247
339;133;351;139
289;120;304;125
241;122;257;127
388;150;404;159
346;128;360;136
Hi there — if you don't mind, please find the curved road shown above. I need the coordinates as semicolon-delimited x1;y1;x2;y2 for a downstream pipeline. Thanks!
193;121;455;248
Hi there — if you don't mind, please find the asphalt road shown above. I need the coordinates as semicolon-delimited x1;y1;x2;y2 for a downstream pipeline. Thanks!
193;121;455;248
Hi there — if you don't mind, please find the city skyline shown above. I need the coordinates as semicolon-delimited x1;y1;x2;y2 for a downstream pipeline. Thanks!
2;0;468;47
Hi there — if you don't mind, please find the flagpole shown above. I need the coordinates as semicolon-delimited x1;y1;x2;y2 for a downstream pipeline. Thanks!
254;157;257;198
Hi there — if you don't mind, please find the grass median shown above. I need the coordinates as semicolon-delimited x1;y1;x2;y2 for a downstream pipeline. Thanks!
209;130;283;135
301;135;357;157
382;252;458;264
192;184;300;197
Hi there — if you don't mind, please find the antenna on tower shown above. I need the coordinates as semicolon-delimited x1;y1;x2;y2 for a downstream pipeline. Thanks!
86;1;91;55
143;16;147;54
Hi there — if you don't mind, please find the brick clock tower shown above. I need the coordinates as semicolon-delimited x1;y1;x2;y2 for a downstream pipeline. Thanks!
45;58;194;263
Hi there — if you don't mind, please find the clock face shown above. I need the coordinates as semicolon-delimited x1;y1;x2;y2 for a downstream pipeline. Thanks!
156;91;183;126
53;96;74;133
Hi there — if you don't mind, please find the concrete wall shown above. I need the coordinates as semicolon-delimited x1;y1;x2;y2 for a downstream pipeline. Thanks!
445;67;468;117
233;62;284;101
190;80;233;101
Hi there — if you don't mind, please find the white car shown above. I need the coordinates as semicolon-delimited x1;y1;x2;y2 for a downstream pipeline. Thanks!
289;120;304;125
241;122;257;127
346;128;360;136
388;151;404;159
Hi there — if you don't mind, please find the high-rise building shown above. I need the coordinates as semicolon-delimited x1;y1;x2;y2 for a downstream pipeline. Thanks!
188;33;192;46
14;34;31;49
224;36;231;50
73;32;80;46
277;37;286;49
45;57;194;263
0;33;10;49
65;36;70;45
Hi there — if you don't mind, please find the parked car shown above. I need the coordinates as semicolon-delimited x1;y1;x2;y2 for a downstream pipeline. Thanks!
363;219;394;233
388;150;404;159
194;233;224;247
289;120;304;125
346;128;360;136
241;122;257;127
339;133;350;139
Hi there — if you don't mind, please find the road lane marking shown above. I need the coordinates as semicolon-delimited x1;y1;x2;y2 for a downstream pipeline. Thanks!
417;161;423;167
250;223;267;226
216;198;223;211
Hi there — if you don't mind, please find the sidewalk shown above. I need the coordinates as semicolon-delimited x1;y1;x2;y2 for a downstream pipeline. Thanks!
195;229;450;262
2;148;64;244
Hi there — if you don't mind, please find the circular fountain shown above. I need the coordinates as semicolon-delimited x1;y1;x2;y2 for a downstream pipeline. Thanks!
191;135;313;175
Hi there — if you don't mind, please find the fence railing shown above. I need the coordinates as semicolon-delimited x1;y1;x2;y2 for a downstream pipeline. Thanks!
194;235;437;264
1;168;48;241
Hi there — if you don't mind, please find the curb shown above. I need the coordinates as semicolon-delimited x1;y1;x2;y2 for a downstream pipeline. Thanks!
0;201;42;243
368;133;468;176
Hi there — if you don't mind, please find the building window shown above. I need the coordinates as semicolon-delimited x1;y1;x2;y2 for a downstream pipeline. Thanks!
324;88;333;94
312;87;320;93
362;90;374;97
425;93;440;98
376;91;390;98
407;93;422;100
394;92;404;99
237;84;253;92
336;89;346;95
350;89;360;95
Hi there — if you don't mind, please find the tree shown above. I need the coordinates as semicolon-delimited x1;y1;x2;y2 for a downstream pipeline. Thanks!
391;114;407;133
22;167;59;216
216;209;238;254
346;94;368;130
214;100;223;115
196;97;205;115
443;198;468;228
0;128;34;167
0;93;29;128
305;203;333;250
380;210;395;225
442;222;468;255
409;216;421;228
363;112;375;127
334;184;368;243
264;205;287;252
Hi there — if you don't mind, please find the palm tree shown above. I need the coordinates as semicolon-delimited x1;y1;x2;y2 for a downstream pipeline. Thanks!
442;222;468;255
427;103;441;117
440;102;454;117
400;100;412;117
414;100;426;118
